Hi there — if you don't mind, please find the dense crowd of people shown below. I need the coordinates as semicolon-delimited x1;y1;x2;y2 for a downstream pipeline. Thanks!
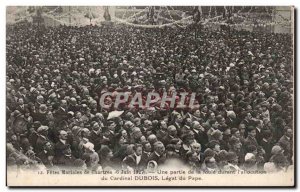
6;20;293;173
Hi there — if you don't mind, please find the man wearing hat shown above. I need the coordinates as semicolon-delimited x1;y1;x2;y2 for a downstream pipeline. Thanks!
28;121;41;147
242;153;257;171
35;126;50;154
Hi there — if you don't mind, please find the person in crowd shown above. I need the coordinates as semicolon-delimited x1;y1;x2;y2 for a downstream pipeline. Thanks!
82;142;100;170
37;141;54;168
123;143;147;171
54;130;70;162
6;20;293;172
148;141;166;166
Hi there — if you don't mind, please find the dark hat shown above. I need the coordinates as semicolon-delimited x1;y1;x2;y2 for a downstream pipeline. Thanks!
37;126;49;133
262;129;272;138
204;148;215;158
247;126;256;132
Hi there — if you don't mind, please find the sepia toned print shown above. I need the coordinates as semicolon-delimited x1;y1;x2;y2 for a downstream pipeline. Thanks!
6;6;294;187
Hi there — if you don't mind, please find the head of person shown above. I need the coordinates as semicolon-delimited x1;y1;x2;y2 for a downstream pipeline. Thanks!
124;121;135;130
147;134;158;145
246;145;258;156
284;128;292;139
170;138;182;151
239;123;246;136
134;117;141;126
227;151;239;165
167;125;177;137
244;153;256;166
81;128;91;138
107;121;116;132
18;98;24;105
63;144;72;156
160;120;168;130
92;122;101;132
99;145;113;161
191;142;201;154
61;99;68;109
144;120;153;130
186;151;198;163
175;115;183;123
271;145;284;155
143;141;152;153
231;128;240;138
133;144;143;156
83;142;95;153
153;141;165;156
211;130;223;141
216;150;228;166
44;141;52;151
245;112;252;120
132;127;143;140
208;140;221;153
37;126;49;136
120;129;128;138
205;156;218;169
192;121;202;131
231;136;242;152
248;126;256;137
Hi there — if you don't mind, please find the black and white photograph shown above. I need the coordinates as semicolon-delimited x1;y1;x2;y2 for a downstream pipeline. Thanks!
5;5;295;187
